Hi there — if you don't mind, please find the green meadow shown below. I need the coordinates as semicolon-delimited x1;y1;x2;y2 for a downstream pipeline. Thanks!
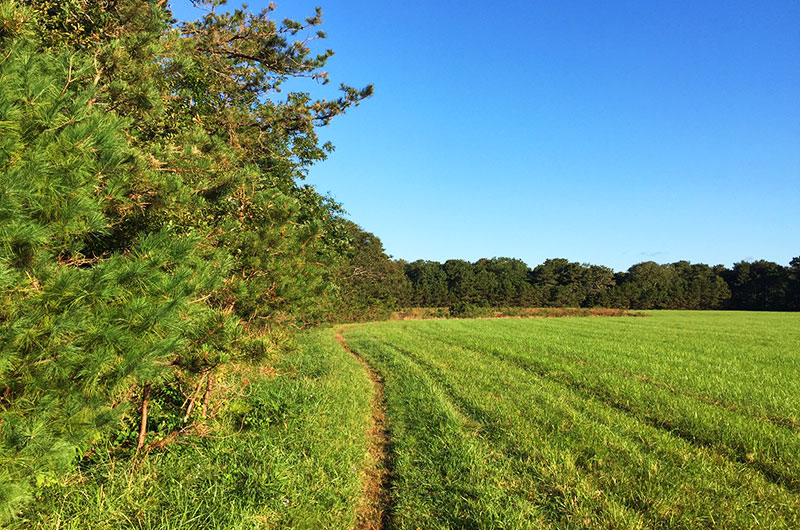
15;311;800;528
343;311;800;529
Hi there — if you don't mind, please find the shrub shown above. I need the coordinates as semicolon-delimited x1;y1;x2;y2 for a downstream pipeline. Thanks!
449;302;493;319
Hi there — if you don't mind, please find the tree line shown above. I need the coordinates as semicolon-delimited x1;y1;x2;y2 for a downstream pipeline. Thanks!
336;225;800;318
405;257;799;310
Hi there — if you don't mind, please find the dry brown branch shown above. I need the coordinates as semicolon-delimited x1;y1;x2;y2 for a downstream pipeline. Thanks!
134;384;151;459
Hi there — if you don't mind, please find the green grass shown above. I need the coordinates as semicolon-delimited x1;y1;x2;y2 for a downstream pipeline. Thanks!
14;312;800;529
13;329;373;529
343;311;800;529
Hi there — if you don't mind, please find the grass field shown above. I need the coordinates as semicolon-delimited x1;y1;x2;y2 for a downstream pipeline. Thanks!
14;312;800;528
342;311;800;529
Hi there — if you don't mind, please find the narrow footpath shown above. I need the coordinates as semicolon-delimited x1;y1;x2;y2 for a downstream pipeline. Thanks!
335;326;392;530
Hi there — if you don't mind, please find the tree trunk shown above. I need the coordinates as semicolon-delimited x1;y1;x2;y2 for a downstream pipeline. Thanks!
201;373;214;418
135;383;151;457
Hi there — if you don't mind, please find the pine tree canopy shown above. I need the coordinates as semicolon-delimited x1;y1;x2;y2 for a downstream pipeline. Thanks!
0;0;371;520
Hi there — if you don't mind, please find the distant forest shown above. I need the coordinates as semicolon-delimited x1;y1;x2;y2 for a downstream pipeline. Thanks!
334;224;800;320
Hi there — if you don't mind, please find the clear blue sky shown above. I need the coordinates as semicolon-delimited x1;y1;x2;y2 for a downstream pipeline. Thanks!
171;1;799;272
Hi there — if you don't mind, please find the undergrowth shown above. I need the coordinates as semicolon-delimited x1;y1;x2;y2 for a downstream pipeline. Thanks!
12;330;372;530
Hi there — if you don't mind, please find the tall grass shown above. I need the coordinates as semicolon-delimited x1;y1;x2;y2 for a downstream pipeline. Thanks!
13;330;373;529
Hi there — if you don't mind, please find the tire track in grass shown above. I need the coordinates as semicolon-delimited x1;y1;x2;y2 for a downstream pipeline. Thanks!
417;323;800;431
410;325;800;491
369;336;650;529
347;334;559;529
335;326;392;530
372;330;800;528
476;342;800;492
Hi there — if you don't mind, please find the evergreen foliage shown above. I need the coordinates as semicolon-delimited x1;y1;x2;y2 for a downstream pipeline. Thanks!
329;221;410;322
0;0;371;520
403;256;798;312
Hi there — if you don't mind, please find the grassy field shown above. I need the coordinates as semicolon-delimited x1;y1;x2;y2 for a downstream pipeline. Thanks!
13;312;800;528
342;311;800;529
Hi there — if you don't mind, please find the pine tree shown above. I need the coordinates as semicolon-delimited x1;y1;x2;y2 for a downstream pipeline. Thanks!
1;0;371;520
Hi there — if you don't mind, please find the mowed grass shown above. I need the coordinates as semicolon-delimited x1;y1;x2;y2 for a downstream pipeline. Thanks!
342;311;800;529
13;329;373;530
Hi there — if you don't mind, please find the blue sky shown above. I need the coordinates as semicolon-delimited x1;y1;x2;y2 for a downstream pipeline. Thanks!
171;1;799;272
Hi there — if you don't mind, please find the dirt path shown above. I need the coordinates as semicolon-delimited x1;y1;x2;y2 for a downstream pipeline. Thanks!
335;326;392;530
